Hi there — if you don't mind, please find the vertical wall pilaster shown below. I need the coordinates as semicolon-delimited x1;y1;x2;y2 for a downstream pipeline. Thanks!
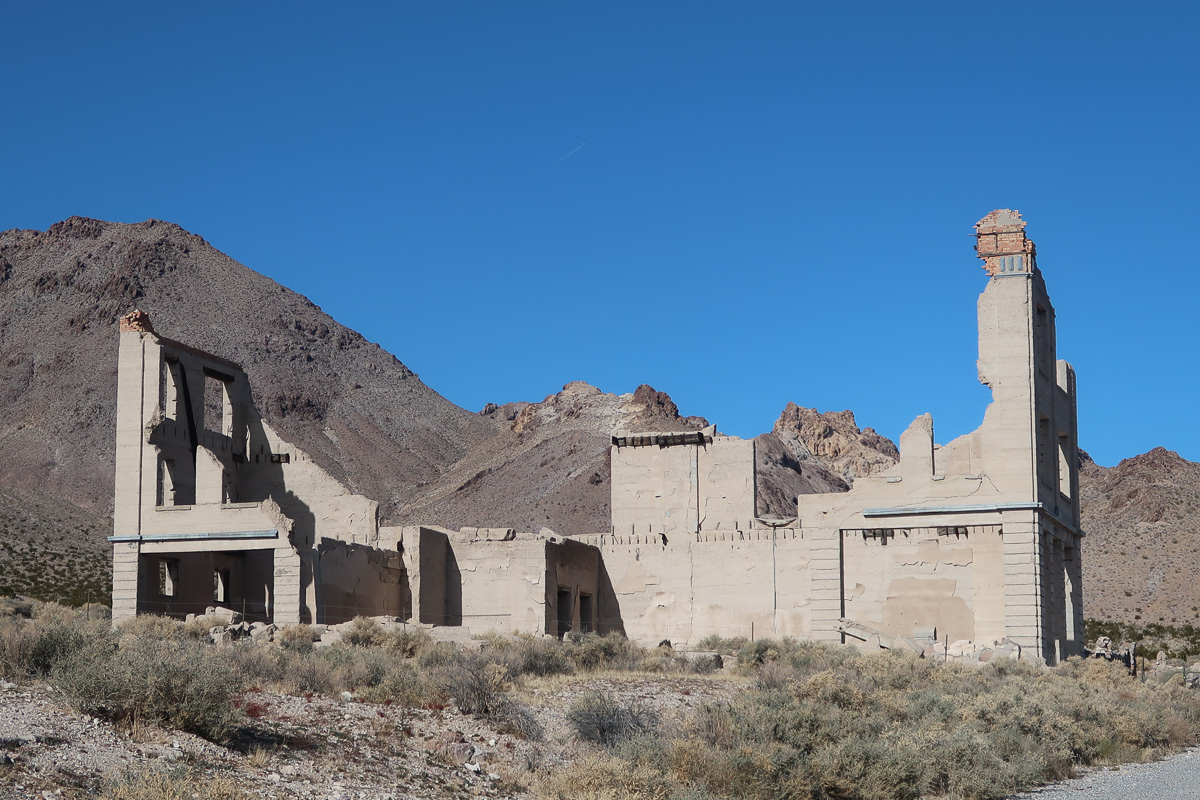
807;526;843;642
273;547;302;626
111;542;140;623
1001;509;1043;660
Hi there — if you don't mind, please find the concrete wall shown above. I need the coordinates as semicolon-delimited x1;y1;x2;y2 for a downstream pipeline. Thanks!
316;538;406;624
597;211;1084;662
611;428;756;536
570;528;812;646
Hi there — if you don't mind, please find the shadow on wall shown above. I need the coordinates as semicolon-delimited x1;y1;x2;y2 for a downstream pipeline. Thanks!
445;547;463;626
596;556;625;637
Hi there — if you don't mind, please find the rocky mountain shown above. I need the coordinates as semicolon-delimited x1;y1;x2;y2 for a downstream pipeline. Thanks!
1077;448;1200;625
394;381;709;533
0;216;492;521
0;216;494;598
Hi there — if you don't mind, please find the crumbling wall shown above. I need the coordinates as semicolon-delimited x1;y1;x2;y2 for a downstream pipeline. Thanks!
570;529;812;646
838;525;1005;645
450;531;550;635
316;539;406;624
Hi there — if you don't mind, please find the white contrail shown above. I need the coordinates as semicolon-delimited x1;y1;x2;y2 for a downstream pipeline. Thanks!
556;142;586;163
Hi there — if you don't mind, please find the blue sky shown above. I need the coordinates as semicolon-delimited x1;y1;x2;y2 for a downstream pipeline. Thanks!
3;3;1198;467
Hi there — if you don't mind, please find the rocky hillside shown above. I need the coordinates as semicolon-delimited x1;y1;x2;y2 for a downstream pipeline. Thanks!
393;381;709;533
1078;448;1200;625
0;216;492;522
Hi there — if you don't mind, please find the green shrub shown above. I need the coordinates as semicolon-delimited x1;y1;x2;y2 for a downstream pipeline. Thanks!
567;691;659;749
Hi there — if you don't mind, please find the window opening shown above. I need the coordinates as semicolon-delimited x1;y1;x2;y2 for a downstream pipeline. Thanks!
578;593;594;634
214;569;231;604
1058;434;1072;499
556;588;572;638
158;559;179;597
202;371;233;436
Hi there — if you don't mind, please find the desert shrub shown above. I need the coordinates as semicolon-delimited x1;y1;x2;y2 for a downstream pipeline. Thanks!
341;616;385;647
383;625;432;658
101;767;248;800
0;616;35;678
55;632;242;743
440;653;510;715
359;660;442;707
277;623;317;653
480;632;574;677
416;640;460;669
318;643;392;689
117;613;190;641
224;642;291;687
581;643;1200;800
495;698;545;741
567;691;659;748
281;651;337;696
0;596;34;618
565;631;648;671
0;610;108;678
695;634;748;655
437;652;543;739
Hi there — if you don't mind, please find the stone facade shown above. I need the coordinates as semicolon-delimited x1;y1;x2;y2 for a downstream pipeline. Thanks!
110;209;1082;664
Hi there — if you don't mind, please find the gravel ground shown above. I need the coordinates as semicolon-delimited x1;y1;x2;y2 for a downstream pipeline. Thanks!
0;672;741;800
1009;746;1200;799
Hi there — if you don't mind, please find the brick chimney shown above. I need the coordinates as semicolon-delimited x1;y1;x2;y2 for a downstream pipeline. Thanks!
119;309;154;333
975;209;1036;276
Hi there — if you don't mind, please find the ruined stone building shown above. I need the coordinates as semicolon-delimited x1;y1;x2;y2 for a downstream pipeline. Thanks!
110;210;1083;663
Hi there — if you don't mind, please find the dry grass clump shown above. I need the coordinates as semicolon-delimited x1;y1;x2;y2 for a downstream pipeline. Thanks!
101;767;249;800
0;607;108;678
567;691;658;748
276;623;318;652
541;639;1200;800
537;752;677;800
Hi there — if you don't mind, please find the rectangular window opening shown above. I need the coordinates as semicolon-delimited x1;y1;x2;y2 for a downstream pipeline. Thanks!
1058;434;1072;499
214;568;231;604
579;593;594;634
161;358;182;419
202;371;233;436
556;588;572;639
158;559;179;597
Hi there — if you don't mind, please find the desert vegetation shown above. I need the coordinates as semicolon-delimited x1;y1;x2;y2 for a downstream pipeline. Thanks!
1086;617;1200;662
4;598;1200;800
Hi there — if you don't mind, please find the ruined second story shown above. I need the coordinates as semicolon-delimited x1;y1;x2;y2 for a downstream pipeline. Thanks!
796;209;1080;527
112;310;380;550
